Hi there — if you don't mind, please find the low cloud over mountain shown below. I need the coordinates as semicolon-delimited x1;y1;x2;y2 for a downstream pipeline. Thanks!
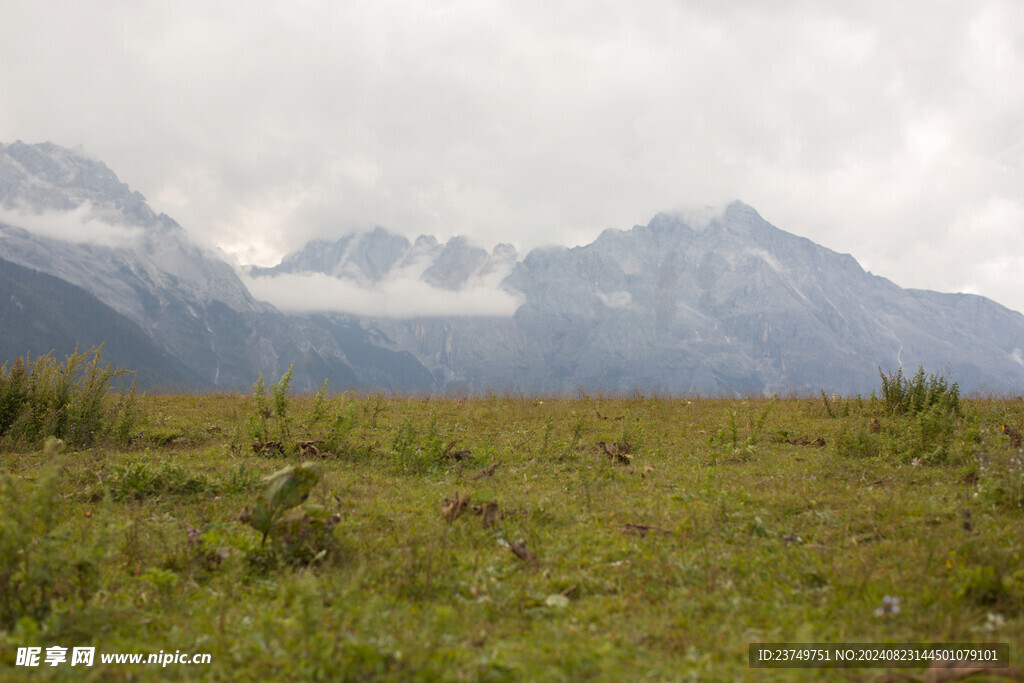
244;228;523;318
242;271;523;318
0;202;145;248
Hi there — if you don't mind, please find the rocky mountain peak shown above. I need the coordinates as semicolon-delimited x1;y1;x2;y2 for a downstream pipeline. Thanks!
413;234;440;249
0;141;160;228
253;227;517;294
422;236;489;290
348;227;411;281
491;242;517;260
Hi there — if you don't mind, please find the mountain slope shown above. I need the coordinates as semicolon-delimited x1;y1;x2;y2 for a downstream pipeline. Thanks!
0;257;196;388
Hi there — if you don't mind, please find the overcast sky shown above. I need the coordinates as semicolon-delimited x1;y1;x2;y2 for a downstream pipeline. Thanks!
2;1;1023;311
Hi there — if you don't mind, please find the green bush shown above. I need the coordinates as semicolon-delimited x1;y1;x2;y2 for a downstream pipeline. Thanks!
835;423;884;459
390;417;443;474
304;379;330;433
323;400;361;456
0;442;114;629
906;403;959;464
0;347;138;449
879;366;960;417
975;448;1024;511
246;364;295;446
952;543;1024;610
106;459;216;502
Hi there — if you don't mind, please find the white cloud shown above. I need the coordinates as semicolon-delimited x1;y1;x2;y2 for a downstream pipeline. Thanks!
664;205;727;234
0;203;143;248
934;197;1024;311
0;1;1022;310
242;272;524;317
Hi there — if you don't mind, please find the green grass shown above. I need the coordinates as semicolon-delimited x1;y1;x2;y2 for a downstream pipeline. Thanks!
0;389;1022;680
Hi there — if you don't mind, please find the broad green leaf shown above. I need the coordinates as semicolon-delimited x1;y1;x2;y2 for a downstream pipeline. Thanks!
262;462;320;510
247;500;275;536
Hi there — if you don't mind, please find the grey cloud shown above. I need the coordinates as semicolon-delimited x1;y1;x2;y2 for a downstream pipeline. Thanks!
0;204;145;248
241;271;524;318
1;1;1022;310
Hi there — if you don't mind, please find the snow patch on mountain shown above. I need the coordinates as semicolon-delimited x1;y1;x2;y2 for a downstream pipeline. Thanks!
597;290;633;309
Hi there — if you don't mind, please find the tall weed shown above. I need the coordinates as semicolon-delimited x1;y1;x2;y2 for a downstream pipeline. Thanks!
247;365;295;451
975;447;1024;511
834;423;884;459
710;396;774;457
879;366;960;417
389;417;448;474
0;442;115;629
0;347;138;449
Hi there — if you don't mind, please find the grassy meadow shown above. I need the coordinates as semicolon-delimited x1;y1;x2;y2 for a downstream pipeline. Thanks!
0;357;1022;680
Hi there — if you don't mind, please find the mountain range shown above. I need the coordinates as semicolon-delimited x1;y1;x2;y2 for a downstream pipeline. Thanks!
3;140;1024;395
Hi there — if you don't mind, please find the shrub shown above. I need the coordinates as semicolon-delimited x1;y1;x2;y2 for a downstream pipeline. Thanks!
952;544;1024;610
878;366;960;417
390;417;446;474
305;379;330;433
323;400;360;455
106;460;216;502
821;391;847;418
910;403;959;463
835;423;883;459
220;462;262;494
246;365;295;446
0;442;114;629
975;448;1024;511
0;347;138;449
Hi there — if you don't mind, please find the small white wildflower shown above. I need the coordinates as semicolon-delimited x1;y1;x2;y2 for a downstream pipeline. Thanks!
874;595;900;617
971;612;1006;634
545;594;570;608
